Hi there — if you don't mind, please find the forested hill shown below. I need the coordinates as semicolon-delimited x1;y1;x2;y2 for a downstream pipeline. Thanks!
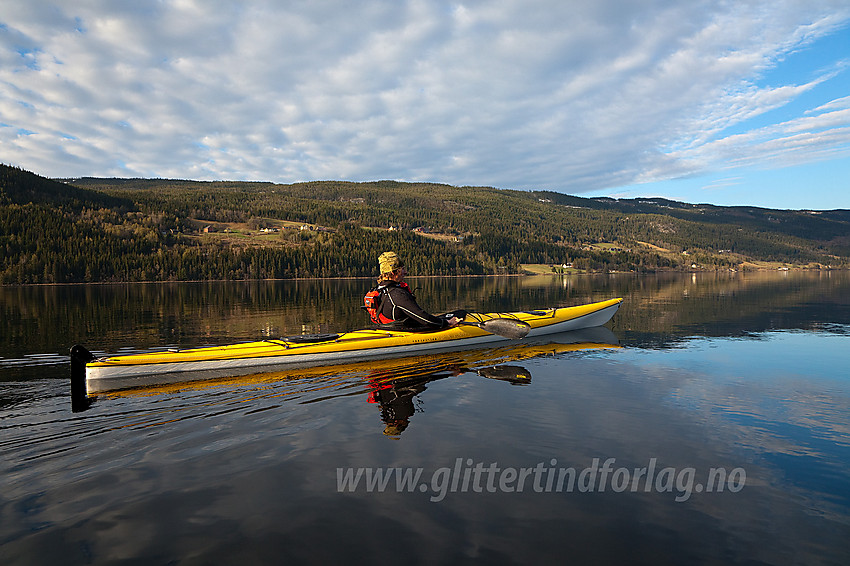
1;164;848;284
0;165;128;209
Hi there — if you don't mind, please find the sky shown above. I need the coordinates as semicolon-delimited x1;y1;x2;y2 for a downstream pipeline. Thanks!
1;1;849;210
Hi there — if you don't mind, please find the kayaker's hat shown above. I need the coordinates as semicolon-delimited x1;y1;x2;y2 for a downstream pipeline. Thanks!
378;251;403;275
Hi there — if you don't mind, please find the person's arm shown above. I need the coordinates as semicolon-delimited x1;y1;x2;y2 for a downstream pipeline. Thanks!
387;288;450;328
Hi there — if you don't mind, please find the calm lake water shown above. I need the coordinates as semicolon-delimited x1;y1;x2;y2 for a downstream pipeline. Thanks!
1;271;849;565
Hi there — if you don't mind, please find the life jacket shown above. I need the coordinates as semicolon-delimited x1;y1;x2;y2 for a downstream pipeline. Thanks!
362;282;413;324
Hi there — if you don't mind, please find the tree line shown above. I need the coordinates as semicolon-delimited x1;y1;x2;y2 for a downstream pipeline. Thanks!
1;164;847;284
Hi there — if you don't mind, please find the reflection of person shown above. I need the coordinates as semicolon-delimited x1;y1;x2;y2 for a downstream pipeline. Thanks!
367;380;425;437
364;251;462;330
367;366;463;437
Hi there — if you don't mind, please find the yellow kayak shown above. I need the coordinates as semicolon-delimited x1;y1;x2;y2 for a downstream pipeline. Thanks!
103;325;621;400
72;298;622;394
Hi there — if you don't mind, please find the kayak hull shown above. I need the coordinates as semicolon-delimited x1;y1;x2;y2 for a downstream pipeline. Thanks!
81;298;622;393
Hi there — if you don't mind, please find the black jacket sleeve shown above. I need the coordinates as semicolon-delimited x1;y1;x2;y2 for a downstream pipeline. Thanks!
383;286;448;329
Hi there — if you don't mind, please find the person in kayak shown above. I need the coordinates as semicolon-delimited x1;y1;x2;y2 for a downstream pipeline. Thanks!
363;251;462;330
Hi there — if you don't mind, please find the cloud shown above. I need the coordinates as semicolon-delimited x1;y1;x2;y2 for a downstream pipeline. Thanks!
700;177;743;192
667;94;850;175
1;0;849;193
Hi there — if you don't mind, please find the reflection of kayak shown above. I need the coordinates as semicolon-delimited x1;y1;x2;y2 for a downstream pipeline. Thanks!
101;326;621;400
73;298;622;394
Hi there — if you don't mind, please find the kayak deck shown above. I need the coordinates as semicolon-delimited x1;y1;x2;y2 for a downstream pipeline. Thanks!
77;298;622;393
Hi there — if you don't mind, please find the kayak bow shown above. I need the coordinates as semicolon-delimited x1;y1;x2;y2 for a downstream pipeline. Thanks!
73;298;622;394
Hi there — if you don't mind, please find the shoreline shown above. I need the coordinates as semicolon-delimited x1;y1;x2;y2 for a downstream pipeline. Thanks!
2;266;845;288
